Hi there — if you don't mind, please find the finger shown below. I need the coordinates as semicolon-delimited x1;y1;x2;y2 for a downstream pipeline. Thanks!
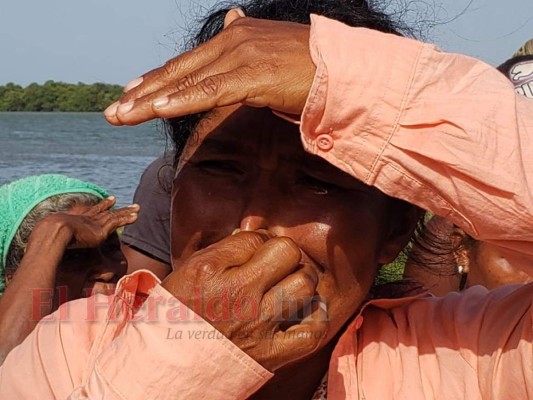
188;230;275;273
101;208;139;232
269;299;328;369
261;266;318;321
238;236;302;292
105;32;230;124
111;58;236;126
143;67;259;121
223;8;245;28
84;196;116;216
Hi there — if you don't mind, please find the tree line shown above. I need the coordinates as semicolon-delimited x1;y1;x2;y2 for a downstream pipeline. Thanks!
0;81;123;112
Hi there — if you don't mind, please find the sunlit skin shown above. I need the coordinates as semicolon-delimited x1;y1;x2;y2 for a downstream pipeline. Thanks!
465;242;533;289
405;216;533;295
168;106;417;398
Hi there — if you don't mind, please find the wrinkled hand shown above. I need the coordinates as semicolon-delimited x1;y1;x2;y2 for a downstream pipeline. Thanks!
36;196;139;249
161;230;328;372
104;10;315;126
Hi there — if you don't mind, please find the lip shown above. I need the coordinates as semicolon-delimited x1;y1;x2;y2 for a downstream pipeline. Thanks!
87;282;117;296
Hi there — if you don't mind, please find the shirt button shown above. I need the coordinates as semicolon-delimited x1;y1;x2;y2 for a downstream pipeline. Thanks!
316;134;334;151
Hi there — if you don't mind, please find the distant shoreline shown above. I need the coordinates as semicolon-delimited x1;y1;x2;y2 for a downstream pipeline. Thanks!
0;81;123;112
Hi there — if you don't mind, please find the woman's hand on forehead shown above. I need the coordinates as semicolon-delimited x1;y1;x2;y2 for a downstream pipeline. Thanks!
104;10;315;126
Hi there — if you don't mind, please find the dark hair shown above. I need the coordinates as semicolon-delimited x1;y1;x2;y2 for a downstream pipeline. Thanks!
164;0;415;161
406;215;476;277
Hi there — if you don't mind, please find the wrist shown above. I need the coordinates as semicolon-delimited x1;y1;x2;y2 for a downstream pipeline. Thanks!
27;215;74;249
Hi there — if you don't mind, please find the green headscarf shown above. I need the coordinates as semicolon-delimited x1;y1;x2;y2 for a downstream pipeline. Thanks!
0;174;108;295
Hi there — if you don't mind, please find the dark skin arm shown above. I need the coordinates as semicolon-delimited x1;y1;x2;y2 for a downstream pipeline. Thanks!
121;244;171;280
0;197;138;364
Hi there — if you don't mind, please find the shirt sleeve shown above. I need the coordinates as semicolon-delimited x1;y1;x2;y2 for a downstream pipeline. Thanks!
349;284;533;399
301;15;533;273
0;272;272;400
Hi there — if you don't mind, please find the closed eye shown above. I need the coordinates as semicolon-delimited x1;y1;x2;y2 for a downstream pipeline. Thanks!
298;176;337;195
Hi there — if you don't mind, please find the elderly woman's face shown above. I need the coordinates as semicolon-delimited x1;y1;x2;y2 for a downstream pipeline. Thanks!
171;107;409;339
54;204;127;306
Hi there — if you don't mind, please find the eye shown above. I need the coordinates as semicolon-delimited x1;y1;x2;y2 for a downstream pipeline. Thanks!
298;176;337;195
196;160;245;176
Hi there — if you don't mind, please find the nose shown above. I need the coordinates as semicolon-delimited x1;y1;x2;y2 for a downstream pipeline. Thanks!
239;177;279;232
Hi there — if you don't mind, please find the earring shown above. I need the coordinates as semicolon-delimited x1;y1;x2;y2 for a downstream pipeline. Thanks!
457;265;468;291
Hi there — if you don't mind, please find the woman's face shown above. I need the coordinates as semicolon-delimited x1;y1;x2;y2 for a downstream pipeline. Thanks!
171;106;415;342
53;205;127;307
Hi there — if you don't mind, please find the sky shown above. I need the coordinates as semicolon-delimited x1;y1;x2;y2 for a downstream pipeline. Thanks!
0;0;532;87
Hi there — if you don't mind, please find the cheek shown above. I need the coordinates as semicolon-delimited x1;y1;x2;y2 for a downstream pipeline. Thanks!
292;206;387;338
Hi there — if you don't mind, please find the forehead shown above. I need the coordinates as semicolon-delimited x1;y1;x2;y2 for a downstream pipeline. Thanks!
183;106;305;160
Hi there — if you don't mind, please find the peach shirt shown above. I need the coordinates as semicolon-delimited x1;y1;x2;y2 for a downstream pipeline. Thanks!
1;15;532;399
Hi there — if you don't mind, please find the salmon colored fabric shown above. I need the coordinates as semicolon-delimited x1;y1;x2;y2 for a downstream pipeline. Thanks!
1;15;532;399
302;16;533;271
0;271;272;399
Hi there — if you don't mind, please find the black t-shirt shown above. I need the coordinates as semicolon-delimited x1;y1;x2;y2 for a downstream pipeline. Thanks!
121;152;175;265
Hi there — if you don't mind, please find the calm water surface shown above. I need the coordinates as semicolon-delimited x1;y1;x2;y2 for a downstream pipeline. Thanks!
0;112;168;205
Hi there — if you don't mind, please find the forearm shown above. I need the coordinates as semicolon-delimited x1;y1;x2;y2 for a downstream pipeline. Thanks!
0;217;72;362
302;16;533;268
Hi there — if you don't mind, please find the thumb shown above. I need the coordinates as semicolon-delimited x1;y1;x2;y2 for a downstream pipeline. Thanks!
223;8;245;28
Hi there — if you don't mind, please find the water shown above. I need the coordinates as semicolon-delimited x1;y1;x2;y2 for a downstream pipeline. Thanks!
0;112;168;205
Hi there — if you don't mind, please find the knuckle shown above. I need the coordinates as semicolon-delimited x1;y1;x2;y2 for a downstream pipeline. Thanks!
176;73;198;91
227;22;251;39
236;231;268;249
190;258;219;278
198;76;221;97
162;60;178;76
293;273;316;294
270;237;300;259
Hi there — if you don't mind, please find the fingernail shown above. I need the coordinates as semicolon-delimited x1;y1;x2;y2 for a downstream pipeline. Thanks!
104;102;119;117
236;8;245;17
107;196;115;201
153;97;169;108
117;101;134;115
124;77;143;92
232;229;241;235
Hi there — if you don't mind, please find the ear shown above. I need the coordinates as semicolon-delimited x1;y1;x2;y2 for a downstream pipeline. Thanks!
451;226;471;274
377;206;424;265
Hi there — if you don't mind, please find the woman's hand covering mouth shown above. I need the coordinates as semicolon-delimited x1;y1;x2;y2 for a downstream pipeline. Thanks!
161;229;329;371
